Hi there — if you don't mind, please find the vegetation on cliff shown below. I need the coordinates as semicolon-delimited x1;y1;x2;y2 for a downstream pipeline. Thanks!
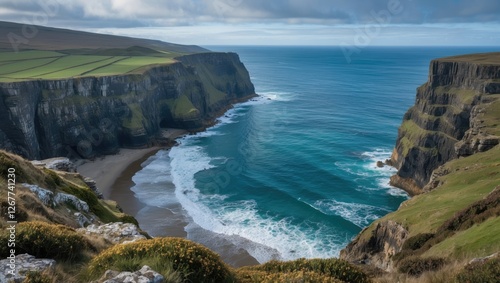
341;53;500;282
0;21;256;160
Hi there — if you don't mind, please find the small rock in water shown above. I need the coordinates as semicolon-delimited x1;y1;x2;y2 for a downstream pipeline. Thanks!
376;161;385;168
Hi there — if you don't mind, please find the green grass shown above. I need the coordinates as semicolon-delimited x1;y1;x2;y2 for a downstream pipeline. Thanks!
398;120;454;156
423;216;500;259
359;145;500;247
481;96;500;136
85;56;175;76
166;95;199;119
0;50;63;61
40;56;125;79
437;52;500;65
0;57;60;75
381;145;500;236
122;103;145;129
434;86;479;104
0;50;176;82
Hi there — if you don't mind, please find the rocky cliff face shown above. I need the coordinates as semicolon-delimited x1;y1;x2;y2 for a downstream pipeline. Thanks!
340;221;408;271
0;52;255;160
390;56;500;194
341;53;500;271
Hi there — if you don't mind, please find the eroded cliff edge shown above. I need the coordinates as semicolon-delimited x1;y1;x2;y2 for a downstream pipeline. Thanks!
389;54;500;195
340;53;500;273
0;52;255;160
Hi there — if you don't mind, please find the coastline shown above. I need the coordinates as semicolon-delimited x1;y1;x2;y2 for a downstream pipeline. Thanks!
76;98;261;267
77;147;162;200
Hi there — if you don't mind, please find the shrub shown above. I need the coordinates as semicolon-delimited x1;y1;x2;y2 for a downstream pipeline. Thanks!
0;221;91;261
402;233;434;251
455;257;500;283
236;269;343;283
87;237;233;283
243;258;370;283
22;271;53;283
398;257;446;276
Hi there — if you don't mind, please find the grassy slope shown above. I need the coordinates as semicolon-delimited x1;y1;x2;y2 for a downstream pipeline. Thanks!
0;21;207;53
0;150;135;228
0;50;178;82
361;145;500;261
437;52;500;64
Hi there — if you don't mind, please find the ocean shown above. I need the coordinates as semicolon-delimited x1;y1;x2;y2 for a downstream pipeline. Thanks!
128;46;499;265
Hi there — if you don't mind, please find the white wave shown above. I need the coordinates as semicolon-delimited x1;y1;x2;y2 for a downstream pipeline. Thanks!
313;199;389;228
130;150;178;207
169;141;344;262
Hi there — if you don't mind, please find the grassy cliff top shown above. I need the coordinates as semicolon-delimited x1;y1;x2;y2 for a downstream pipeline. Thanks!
0;21;209;82
436;52;500;64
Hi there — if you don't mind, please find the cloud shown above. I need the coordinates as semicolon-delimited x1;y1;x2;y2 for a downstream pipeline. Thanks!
0;0;499;29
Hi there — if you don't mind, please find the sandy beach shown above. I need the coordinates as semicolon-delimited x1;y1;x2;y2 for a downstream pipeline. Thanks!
76;129;260;267
77;148;159;198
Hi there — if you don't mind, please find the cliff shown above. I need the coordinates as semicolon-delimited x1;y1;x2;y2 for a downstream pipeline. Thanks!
341;53;500;275
0;52;255;160
389;53;500;195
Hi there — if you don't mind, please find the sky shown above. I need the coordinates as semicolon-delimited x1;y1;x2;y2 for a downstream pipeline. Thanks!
0;0;499;46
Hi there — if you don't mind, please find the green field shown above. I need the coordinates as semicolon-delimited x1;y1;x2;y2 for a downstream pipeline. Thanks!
0;48;178;82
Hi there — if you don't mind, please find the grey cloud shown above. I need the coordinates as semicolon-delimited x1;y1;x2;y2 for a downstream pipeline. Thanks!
0;0;499;29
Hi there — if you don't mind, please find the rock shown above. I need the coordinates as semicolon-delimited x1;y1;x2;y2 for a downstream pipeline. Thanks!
22;183;93;226
390;57;500;194
376;161;385;168
23;183;55;206
78;222;146;244
84;177;104;199
468;252;498;265
54;192;89;212
0;254;55;283
32;157;77;172
340;220;409;272
0;52;256;160
94;265;165;283
75;212;92;227
384;159;394;167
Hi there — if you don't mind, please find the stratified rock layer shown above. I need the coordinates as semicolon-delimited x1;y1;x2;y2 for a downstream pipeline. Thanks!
390;54;500;194
0;52;255;160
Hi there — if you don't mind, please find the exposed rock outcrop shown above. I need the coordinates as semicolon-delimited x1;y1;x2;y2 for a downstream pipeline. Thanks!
77;222;146;244
93;265;165;283
31;157;77;172
340;220;408;271
390;54;500;194
23;183;89;212
0;52;255;160
0;254;55;283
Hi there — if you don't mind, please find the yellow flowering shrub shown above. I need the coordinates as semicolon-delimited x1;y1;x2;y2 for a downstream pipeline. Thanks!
0;221;91;261
239;258;370;283
88;237;233;283
236;269;343;283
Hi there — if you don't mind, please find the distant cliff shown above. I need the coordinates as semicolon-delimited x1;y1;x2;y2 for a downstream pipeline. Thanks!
341;53;500;273
0;52;255;160
389;54;500;195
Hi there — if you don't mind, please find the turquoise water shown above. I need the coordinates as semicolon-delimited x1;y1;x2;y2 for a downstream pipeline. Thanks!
131;46;499;264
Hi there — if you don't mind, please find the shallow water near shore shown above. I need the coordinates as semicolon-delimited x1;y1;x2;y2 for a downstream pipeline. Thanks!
129;46;499;266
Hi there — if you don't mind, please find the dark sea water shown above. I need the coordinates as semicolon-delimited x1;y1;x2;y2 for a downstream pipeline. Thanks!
130;46;499;264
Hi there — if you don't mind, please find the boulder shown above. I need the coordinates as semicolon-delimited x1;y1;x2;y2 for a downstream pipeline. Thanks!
32;157;77;172
94;265;165;283
54;192;90;212
0;254;55;283
78;222;146;244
